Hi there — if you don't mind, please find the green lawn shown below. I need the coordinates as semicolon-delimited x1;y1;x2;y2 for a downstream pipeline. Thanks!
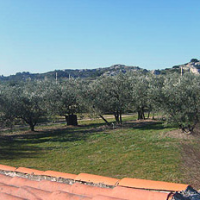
0;116;185;183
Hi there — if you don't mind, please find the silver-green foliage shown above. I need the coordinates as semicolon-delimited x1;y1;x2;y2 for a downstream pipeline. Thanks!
0;81;48;131
128;73;153;119
87;73;131;124
1;71;200;133
46;79;83;120
153;73;200;133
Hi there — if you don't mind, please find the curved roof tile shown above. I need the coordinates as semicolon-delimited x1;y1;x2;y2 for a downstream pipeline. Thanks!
0;174;12;184
0;183;19;194
15;186;51;200
15;167;44;175
70;182;112;197
43;170;77;179
9;177;40;188
118;178;189;191
0;164;197;200
0;164;16;171
50;191;92;200
37;179;71;192
92;195;126;200
76;173;119;186
112;186;173;200
0;192;26;200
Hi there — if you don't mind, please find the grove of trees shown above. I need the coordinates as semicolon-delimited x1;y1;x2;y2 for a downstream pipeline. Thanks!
0;71;200;134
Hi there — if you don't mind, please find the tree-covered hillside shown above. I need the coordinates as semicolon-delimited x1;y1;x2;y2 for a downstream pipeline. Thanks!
0;64;145;83
1;59;200;83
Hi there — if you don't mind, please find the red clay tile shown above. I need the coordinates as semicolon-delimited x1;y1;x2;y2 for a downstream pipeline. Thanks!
43;170;77;180
9;177;28;187
118;178;189;192
9;176;39;188
0;164;16;171
92;195;126;200
15;167;44;175
76;173;119;186
112;186;173;200
0;174;13;184
50;191;92;200
70;182;112;197
15;186;51;200
0;183;19;195
0;164;190;200
0;192;26;200
37;179;71;192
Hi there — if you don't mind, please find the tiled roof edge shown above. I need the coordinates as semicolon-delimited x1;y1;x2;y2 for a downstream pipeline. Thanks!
118;178;190;192
0;164;191;192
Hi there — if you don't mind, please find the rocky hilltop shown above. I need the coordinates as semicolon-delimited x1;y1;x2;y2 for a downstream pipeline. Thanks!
151;58;200;75
178;61;200;74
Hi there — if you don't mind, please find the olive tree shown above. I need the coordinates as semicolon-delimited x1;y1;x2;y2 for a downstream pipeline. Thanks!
128;73;152;120
16;81;48;131
47;79;82;126
152;73;200;133
86;73;130;124
148;74;165;119
0;85;20;129
0;81;48;131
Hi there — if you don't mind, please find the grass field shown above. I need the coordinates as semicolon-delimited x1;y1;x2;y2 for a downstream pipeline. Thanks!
0;115;198;186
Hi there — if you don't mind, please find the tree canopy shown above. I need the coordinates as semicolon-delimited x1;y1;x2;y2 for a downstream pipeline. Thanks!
0;71;200;133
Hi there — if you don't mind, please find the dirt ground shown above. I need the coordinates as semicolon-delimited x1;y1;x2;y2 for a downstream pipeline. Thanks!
165;125;200;190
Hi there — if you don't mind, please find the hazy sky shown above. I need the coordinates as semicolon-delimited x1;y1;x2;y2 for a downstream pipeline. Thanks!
0;0;200;76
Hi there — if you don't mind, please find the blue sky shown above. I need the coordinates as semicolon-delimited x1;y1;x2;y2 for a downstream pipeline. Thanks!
0;0;200;76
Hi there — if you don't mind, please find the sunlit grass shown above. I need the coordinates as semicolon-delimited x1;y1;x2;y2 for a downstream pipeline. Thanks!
0;115;185;183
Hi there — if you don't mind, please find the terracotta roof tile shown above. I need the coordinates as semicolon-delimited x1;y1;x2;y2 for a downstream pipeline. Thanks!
92;195;126;200
76;173;119;186
15;186;51;200
15;167;44;175
9;176;40;188
118;177;189;192
9;177;28;187
50;191;92;200
112;186;173;200
0;174;12;184
0;183;19;195
43;170;77;179
0;164;16;171
0;192;26;200
37;179;71;192
70;182;112;197
0;164;197;200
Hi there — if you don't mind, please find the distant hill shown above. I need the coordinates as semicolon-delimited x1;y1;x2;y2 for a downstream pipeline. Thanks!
151;58;200;75
0;64;147;82
172;59;200;74
0;59;199;82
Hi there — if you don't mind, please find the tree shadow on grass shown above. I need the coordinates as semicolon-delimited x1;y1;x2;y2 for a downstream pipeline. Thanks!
123;120;172;131
0;136;42;160
0;124;108;160
0;120;168;161
14;125;107;142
